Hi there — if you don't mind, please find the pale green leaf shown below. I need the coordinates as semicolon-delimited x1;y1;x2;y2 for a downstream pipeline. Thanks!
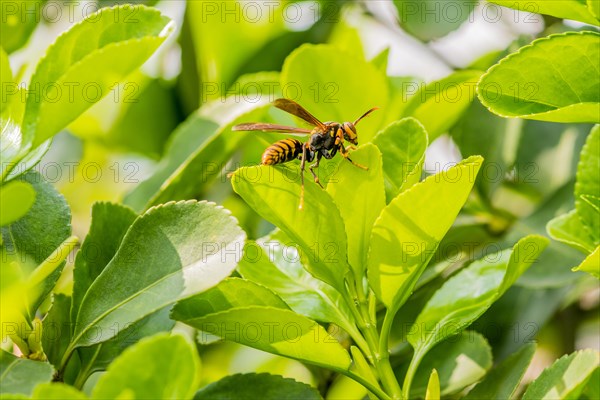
573;246;600;278
547;210;596;253
32;383;88;399
522;350;600;400
425;369;440;400
238;235;358;339
0;350;53;396
0;180;35;226
92;334;200;400
373;118;428;201
575;125;600;242
281;44;388;143
231;165;349;292
71;201;245;348
408;235;548;353
368;156;483;310
172;305;352;372
194;373;322;400
487;0;599;25
327;144;385;277
23;5;174;147
478;32;600;123
465;343;536;400
410;332;492;398
404;71;482;140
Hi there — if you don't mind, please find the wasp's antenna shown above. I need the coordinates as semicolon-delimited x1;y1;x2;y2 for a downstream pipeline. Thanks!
353;107;379;126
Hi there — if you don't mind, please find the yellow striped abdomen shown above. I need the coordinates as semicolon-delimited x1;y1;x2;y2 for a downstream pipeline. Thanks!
261;139;303;165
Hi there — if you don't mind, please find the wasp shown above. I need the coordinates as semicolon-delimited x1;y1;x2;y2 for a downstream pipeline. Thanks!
232;98;378;209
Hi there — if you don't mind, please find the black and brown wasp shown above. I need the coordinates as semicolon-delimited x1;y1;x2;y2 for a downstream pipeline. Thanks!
232;98;378;209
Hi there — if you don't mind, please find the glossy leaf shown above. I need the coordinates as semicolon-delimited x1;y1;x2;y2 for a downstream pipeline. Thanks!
573;246;600;278
238;235;358;339
31;383;87;400
404;70;482;140
231;165;348;292
0;180;35;226
124;116;219;211
409;332;492;398
522;350;600;400
1;171;71;318
172;304;352;372
368;156;483;310
408;235;548;354
0;350;53;396
42;294;72;370
71;201;245;348
575;125;600;242
281;44;388;143
70;202;137;324
23;5;174;147
92;334;200;400
547;210;596;254
373;118;428;201
465;343;536;400
487;0;599;25
194;373;322;400
478;32;600;123
327;144;385;277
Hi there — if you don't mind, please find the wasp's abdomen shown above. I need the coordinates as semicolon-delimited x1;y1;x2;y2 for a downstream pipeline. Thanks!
261;139;303;165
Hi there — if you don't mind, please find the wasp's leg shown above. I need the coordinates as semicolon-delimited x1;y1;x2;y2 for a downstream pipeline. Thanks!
341;144;368;170
309;152;324;188
299;144;308;210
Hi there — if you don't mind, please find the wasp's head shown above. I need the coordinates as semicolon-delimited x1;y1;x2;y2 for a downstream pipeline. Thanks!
341;122;358;145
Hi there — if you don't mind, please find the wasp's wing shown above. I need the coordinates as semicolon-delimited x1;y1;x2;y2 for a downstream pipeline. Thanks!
232;123;311;136
273;98;327;130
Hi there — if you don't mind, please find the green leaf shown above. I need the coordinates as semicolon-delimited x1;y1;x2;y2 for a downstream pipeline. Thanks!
404;70;482;140
465;343;536;400
91;334;200;400
522;350;600;400
1;171;71;317
547;210;596;253
408;235;548;354
123;115;219;211
0;1;42;54
487;0;599;25
146;105;270;208
42;294;72;370
23;4;174;147
231;164;348;292
71;202;138;325
1;47;13;112
477;32;600;123
573;246;600;278
31;383;88;399
0;350;53;396
590;0;600;20
575;125;600;242
373;118;428;201
0;180;35;226
173;305;351;372
394;0;478;41
425;369;439;400
238;233;360;345
194;373;322;400
327;144;385;277
281;44;388;143
368;156;483;310
409;332;492;398
70;201;245;348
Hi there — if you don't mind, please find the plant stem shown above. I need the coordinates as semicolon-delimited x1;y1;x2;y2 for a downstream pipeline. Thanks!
346;274;403;400
345;371;392;400
402;347;426;400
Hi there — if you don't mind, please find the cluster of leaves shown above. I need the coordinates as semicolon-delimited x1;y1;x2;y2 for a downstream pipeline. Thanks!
1;1;599;399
